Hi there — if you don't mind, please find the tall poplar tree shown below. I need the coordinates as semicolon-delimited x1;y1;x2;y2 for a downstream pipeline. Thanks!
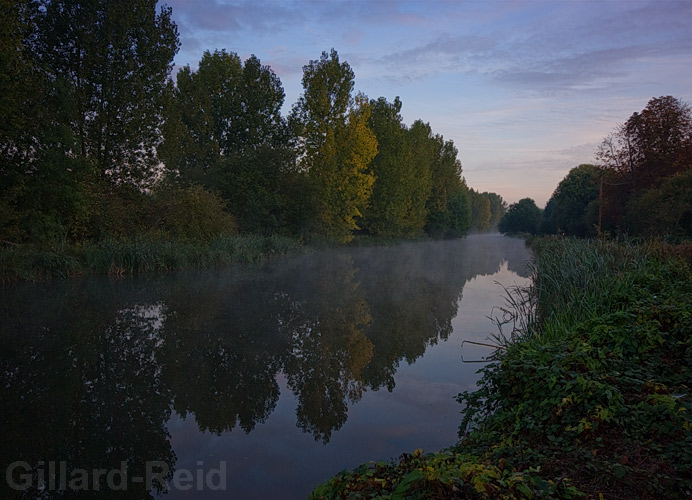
468;189;491;231
485;192;507;231
363;97;430;238
291;49;377;242
421;125;467;238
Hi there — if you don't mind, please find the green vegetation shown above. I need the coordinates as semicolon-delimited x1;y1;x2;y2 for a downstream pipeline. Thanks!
290;50;377;243
468;190;506;233
363;98;432;238
0;234;304;283
160;49;292;234
596;96;692;238
310;238;692;499
498;198;543;235
310;449;581;500
541;164;601;237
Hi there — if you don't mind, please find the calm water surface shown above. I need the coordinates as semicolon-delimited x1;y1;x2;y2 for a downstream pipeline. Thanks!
1;234;532;499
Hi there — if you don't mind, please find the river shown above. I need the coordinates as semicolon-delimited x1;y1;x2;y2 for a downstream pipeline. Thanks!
0;234;532;499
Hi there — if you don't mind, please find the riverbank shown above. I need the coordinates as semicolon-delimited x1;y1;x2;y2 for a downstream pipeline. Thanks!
0;234;305;282
309;238;692;499
0;232;453;283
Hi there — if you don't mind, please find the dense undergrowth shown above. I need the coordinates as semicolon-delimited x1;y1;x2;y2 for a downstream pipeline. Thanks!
0;234;304;282
310;238;692;499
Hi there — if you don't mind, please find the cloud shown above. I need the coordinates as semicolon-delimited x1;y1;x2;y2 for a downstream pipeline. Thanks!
493;39;691;95
166;0;303;33
365;0;692;94
383;32;497;70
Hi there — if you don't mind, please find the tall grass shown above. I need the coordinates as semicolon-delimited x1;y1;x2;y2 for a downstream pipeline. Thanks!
498;237;689;346
0;245;82;282
454;237;692;499
486;276;540;348
0;234;305;282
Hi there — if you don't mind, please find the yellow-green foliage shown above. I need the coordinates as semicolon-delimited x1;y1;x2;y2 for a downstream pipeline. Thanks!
311;95;377;243
310;449;581;499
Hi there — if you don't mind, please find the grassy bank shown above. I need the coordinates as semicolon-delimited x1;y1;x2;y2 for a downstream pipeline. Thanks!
0;234;304;282
310;238;692;499
0;231;458;283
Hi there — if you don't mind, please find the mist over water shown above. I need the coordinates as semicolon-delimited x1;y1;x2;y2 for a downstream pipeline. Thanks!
0;234;532;499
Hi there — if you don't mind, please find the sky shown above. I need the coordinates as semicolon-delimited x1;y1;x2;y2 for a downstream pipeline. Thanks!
159;0;692;207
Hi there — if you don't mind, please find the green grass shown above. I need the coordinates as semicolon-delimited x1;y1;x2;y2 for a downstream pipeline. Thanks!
0;234;305;282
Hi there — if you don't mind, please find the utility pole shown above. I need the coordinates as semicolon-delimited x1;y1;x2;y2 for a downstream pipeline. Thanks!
598;176;603;234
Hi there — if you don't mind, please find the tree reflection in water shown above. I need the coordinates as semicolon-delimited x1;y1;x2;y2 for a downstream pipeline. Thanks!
0;282;174;498
0;235;532;497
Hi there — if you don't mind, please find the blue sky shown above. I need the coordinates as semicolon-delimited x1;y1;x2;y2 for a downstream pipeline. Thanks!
160;0;692;207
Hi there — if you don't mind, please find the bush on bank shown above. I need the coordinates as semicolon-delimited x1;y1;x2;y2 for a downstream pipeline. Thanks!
310;238;692;499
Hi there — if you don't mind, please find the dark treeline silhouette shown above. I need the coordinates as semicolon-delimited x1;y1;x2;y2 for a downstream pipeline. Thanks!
1;1;504;248
498;96;692;239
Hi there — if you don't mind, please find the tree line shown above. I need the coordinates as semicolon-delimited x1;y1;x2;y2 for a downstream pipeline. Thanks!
498;96;692;239
1;0;505;247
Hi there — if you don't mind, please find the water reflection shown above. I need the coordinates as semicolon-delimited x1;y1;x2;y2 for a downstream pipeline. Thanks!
0;234;531;498
1;284;175;498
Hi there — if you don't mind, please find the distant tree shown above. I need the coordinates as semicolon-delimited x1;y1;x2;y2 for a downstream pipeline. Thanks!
465;190;506;232
596;96;692;234
468;189;491;231
498;198;542;235
291;49;377;242
543;164;601;237
363;97;430;238
484;192;507;231
540;198;558;235
161;50;292;233
421;125;467;238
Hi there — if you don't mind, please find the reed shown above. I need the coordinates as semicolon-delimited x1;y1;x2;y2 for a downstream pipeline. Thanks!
494;237;678;346
0;234;305;282
0;245;83;282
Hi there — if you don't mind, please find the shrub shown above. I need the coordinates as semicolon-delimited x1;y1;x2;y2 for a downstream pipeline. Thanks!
153;185;237;241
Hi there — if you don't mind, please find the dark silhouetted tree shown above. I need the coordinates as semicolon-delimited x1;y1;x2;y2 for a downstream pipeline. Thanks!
543;164;601;237
33;0;179;186
596;96;691;235
498;198;542;235
161;50;292;233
